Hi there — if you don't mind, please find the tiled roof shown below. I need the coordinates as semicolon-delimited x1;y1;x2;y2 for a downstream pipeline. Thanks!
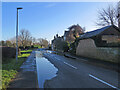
79;25;119;39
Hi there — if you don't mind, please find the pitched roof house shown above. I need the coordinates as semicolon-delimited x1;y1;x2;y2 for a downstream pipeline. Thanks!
79;25;120;47
63;24;84;43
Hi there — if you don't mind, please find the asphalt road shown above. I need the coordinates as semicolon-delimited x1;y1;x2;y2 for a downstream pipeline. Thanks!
43;51;119;89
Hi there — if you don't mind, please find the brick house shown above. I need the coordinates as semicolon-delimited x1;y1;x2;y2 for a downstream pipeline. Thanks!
63;24;84;43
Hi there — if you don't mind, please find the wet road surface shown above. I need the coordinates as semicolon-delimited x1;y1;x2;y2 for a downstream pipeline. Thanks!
36;51;58;88
42;51;119;89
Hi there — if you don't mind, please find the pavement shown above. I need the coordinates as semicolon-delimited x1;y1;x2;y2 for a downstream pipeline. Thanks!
44;52;120;89
8;51;38;88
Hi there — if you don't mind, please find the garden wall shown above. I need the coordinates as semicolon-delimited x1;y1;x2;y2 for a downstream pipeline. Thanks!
76;39;120;63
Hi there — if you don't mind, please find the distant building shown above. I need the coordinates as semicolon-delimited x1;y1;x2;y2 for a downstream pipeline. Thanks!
51;34;64;50
51;24;84;50
63;24;84;43
79;25;120;47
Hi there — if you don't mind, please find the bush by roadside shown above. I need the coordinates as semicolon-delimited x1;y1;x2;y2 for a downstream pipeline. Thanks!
1;46;22;64
2;58;26;89
1;50;31;90
19;45;41;50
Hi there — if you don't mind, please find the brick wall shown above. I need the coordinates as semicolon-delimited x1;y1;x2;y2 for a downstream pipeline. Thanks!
76;39;120;63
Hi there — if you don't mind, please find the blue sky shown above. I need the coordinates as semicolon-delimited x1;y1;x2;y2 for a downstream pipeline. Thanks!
2;2;117;42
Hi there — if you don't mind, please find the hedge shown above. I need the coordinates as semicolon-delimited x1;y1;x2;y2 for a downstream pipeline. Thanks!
1;47;16;63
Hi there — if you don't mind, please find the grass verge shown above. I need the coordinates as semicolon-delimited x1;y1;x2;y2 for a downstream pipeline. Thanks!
18;53;30;58
33;45;42;48
20;50;32;53
2;53;31;90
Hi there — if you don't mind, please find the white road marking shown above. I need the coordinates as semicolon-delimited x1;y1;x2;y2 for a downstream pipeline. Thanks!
89;74;118;89
63;62;77;69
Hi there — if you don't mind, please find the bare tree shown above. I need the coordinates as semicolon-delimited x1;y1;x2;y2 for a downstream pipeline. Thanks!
96;5;118;27
42;39;48;48
28;36;33;46
82;27;86;33
32;37;36;45
37;38;43;46
6;40;12;47
37;38;48;48
117;1;120;28
19;29;31;48
0;40;5;46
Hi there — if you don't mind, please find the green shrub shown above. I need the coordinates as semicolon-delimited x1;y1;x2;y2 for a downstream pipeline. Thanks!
63;42;69;52
69;42;76;54
2;70;17;89
2;58;25;70
68;38;80;54
2;56;26;89
54;39;69;52
31;45;34;48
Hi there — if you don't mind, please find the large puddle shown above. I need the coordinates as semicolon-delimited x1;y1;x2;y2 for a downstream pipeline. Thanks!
36;51;58;88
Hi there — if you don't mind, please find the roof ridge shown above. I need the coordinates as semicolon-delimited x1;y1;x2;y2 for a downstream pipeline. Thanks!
79;25;117;39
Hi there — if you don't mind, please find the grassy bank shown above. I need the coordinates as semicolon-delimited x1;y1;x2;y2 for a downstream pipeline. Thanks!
18;53;31;58
33;45;42;48
20;50;32;53
2;51;31;90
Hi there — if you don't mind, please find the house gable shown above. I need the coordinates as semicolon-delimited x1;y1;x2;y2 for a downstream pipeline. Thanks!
78;25;120;47
64;24;84;43
79;25;120;40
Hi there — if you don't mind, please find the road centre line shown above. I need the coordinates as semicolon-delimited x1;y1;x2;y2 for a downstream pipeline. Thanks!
45;52;118;89
89;74;119;89
46;53;77;69
47;54;76;68
50;55;77;69
63;62;77;69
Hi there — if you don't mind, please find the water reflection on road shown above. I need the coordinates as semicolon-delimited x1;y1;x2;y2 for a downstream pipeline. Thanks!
36;51;58;88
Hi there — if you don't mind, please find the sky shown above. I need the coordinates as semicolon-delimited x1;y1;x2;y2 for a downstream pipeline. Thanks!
2;2;117;42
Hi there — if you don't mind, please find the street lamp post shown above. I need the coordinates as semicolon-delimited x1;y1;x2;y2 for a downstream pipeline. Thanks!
16;7;23;62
